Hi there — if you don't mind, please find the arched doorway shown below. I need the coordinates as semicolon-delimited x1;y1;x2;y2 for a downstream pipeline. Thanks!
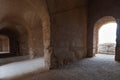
98;23;117;55
93;16;117;56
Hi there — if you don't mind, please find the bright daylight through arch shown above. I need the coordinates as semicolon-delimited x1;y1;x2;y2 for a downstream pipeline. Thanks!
98;22;117;54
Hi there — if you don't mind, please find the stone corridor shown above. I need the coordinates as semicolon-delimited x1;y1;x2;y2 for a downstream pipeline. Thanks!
1;0;120;80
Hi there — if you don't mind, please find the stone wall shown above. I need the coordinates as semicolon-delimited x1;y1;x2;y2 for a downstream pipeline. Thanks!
47;0;88;68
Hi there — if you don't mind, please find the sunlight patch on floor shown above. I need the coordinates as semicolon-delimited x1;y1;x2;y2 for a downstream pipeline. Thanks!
0;57;47;79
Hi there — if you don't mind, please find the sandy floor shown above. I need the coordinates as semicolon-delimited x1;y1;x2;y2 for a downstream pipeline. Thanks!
14;54;120;80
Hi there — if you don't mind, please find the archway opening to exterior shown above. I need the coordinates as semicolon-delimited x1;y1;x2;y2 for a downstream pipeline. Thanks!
98;23;117;55
93;16;117;56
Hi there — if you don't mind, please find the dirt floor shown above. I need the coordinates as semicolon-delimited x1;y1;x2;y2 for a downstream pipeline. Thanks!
5;54;120;80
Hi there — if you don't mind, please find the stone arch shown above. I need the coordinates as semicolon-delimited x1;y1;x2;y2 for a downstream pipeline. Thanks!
93;16;116;56
0;22;30;57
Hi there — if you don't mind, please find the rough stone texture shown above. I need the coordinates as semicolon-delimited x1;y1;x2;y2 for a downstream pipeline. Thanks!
46;0;88;68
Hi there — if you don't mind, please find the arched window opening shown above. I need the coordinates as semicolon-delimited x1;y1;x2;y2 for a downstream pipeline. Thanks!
98;23;117;55
0;35;10;54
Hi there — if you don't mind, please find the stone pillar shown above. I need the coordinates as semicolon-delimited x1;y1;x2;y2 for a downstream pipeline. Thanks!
115;19;120;61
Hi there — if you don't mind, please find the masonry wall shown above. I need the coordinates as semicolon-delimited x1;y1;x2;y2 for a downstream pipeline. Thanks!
47;0;88;68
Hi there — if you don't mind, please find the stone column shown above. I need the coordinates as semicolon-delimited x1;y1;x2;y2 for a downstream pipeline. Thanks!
115;19;120;61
